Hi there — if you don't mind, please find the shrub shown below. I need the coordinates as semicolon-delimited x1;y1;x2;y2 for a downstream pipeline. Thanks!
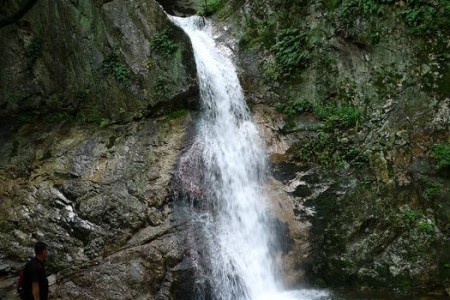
432;143;450;171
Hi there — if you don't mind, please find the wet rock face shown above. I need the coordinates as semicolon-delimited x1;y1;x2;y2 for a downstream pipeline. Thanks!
0;0;197;122
0;1;201;295
223;0;450;295
0;115;192;299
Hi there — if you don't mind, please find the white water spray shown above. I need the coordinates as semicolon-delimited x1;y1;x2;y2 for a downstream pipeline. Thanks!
171;16;329;300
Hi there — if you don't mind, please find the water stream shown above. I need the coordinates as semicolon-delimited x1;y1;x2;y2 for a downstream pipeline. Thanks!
170;16;328;300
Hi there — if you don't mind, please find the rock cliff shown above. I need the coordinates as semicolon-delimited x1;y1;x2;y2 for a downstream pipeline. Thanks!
0;0;449;298
0;0;197;298
214;0;449;295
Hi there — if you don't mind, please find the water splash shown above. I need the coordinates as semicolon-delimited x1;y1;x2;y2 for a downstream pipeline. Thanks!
171;16;329;300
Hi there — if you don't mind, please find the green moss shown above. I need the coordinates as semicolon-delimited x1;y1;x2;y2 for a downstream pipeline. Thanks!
167;109;189;120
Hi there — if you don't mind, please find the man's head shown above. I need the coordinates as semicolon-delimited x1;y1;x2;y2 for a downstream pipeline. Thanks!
34;241;48;260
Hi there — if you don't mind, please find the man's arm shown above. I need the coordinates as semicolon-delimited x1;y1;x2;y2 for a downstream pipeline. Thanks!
32;281;40;300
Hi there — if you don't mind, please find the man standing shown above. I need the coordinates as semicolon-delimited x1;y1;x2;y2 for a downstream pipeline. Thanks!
22;241;49;300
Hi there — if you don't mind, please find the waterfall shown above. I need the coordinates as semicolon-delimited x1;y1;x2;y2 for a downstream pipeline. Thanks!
171;16;329;300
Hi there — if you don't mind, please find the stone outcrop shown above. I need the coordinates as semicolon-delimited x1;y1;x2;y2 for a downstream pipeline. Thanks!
0;0;449;298
0;0;197;122
216;0;449;296
0;0;198;298
0;115;193;299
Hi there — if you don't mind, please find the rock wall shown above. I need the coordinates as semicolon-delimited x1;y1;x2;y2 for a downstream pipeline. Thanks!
0;0;198;298
1;0;449;298
214;0;449;296
0;0;197;122
0;116;193;299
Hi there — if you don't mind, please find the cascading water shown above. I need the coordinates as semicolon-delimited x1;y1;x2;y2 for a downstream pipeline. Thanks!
171;16;329;300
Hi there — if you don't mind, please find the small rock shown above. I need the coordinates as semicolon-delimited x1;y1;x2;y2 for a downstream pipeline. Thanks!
0;263;11;275
48;274;57;286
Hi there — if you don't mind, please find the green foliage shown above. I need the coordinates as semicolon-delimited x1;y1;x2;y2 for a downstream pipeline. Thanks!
432;143;450;171
271;28;310;78
318;105;362;129
198;0;223;16
400;0;450;35
297;130;367;168
276;98;362;130
403;210;435;234
154;74;173;97
241;18;277;48
167;109;189;120
275;99;314;116
103;51;131;87
275;97;363;168
150;31;178;57
333;0;382;17
424;181;442;199
329;0;384;44
404;210;423;222
327;0;449;38
26;36;42;70
298;132;336;167
417;220;435;234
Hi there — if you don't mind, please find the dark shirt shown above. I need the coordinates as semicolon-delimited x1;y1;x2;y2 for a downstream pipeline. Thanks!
23;257;48;300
